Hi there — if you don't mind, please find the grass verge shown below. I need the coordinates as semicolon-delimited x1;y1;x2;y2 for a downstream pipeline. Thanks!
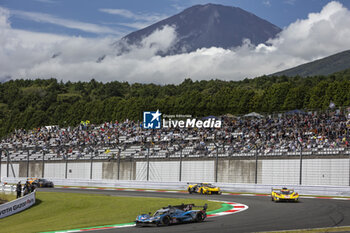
0;192;222;233
0;193;16;204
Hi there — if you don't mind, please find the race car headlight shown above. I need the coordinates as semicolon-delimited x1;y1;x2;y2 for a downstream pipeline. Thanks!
137;215;150;221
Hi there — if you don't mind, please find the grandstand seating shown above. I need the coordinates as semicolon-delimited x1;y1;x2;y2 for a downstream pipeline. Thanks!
1;141;350;162
1;111;350;161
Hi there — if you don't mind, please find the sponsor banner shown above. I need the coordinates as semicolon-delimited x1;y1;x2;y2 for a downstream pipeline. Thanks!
143;110;162;129
162;118;221;128
143;110;221;129
0;191;36;219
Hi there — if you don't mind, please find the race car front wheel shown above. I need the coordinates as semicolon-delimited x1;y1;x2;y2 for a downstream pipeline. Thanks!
135;222;142;227
195;212;204;222
162;216;171;226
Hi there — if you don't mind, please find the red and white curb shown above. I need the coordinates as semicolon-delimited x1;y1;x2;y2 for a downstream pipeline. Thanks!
207;201;248;217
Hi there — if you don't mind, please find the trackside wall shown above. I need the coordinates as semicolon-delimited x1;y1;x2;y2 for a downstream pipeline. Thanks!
67;162;93;179
1;164;7;178
0;163;19;178
218;160;259;183
18;162;42;178
302;159;349;186
102;160;136;180
135;161;215;182
261;159;300;185
1;158;350;186
44;162;66;179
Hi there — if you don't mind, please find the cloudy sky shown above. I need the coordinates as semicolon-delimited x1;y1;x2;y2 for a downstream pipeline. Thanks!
1;0;350;83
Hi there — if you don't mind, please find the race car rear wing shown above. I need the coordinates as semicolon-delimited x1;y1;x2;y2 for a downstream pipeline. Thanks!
187;182;212;185
271;188;295;192
164;203;208;211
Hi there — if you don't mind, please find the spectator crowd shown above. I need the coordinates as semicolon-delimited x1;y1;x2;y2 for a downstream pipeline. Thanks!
2;110;350;158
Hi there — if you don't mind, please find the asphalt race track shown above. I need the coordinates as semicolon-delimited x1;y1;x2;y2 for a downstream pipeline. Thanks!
42;188;350;233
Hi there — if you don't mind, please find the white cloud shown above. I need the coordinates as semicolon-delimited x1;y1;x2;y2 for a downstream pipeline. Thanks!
34;0;57;4
284;0;296;5
99;8;166;22
0;7;10;28
11;9;123;35
263;0;271;7
1;1;350;84
267;1;350;60
99;8;168;29
118;22;154;30
171;4;185;12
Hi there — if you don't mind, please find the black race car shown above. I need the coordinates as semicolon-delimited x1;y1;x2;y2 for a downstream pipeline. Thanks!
135;203;207;227
31;178;54;188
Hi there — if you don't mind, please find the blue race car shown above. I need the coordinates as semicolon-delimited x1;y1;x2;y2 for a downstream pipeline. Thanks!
135;203;207;227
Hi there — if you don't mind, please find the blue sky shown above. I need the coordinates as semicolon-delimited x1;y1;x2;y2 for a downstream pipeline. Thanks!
1;1;350;83
2;0;350;38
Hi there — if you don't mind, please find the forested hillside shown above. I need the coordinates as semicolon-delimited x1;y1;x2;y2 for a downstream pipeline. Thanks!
1;69;350;137
271;50;350;77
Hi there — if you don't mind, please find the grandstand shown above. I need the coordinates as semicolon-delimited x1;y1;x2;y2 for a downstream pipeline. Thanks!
1;109;350;162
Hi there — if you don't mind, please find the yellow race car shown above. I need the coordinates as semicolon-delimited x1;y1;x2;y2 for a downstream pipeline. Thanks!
187;183;221;195
271;187;299;202
27;178;54;188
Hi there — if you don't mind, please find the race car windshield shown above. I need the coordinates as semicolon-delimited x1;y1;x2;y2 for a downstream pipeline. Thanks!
281;190;293;195
153;209;168;217
203;184;215;188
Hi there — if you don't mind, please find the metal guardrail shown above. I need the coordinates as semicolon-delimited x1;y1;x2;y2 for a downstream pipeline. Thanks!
0;183;15;192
